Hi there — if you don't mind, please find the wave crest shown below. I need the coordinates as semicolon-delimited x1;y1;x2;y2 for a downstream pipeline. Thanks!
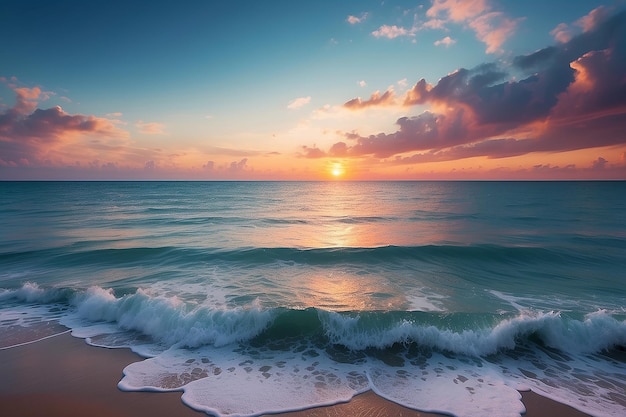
3;283;625;355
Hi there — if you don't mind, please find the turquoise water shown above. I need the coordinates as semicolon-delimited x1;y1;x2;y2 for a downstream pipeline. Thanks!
1;181;625;416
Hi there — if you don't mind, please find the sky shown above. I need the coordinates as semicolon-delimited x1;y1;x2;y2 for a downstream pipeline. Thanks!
1;0;626;180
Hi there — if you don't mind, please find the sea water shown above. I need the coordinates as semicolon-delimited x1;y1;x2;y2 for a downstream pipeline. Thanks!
0;181;625;417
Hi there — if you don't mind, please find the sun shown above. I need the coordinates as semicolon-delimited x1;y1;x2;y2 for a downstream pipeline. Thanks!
331;163;344;178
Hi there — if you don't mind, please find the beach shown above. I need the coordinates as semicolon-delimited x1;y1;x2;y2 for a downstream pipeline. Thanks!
0;330;593;417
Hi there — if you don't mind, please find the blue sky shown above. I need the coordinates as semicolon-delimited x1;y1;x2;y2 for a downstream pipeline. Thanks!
1;0;626;179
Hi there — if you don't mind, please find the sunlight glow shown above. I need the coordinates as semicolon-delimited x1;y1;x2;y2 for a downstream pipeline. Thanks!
331;163;344;178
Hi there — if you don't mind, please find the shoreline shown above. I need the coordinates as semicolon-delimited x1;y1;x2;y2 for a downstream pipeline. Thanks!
0;331;592;417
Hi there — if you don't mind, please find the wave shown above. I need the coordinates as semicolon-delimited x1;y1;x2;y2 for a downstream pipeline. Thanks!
1;243;611;270
3;283;625;356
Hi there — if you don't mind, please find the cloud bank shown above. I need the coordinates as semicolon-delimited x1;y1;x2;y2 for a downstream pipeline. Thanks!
0;82;128;168
312;8;626;170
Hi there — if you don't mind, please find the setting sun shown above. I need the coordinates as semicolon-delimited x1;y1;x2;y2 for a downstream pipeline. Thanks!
331;163;344;178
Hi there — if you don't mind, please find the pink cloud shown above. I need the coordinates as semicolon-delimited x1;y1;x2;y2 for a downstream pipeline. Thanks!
426;0;489;22
577;6;611;32
425;0;519;54
551;7;612;44
372;25;416;39
0;81;129;167
468;12;519;54
11;86;43;115
551;23;573;44
347;13;368;25
422;18;447;30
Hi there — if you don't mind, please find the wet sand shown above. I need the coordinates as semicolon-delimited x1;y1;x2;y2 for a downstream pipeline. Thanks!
0;332;592;417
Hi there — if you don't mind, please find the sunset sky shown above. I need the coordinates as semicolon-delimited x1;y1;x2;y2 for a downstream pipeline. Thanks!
1;0;626;180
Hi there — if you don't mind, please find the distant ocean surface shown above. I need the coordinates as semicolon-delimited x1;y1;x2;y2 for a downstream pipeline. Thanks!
1;181;625;417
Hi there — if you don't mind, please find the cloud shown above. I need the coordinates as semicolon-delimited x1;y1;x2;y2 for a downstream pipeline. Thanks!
372;25;416;39
136;121;166;135
332;112;445;158
426;0;489;22
0;81;129;167
425;0;519;53
551;23;574;44
468;12;519;54
347;13;368;25
591;156;608;170
287;96;311;110
358;80;367;87
228;158;248;172
434;36;456;47
299;146;326;158
344;89;396;110
370;2;517;51
315;9;626;164
551;6;613;44
9;86;43;114
577;6;611;32
422;18;446;30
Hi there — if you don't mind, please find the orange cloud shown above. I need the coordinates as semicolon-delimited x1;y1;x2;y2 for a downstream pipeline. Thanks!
344;89;396;110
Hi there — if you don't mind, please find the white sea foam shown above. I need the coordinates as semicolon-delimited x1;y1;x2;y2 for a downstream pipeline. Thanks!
368;358;526;417
119;345;370;417
0;282;57;303
3;283;626;417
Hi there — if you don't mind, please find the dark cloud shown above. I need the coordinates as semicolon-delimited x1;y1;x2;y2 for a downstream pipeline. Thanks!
341;112;449;158
405;59;572;126
324;9;626;163
512;46;559;71
592;157;608;169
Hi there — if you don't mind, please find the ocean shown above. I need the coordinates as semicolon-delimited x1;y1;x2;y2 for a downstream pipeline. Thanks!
1;181;625;417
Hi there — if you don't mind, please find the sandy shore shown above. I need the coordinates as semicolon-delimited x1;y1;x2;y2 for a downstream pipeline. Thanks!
0;331;592;417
